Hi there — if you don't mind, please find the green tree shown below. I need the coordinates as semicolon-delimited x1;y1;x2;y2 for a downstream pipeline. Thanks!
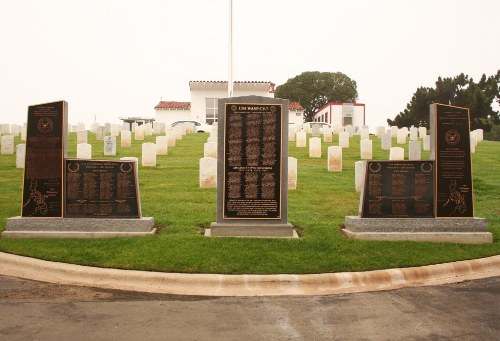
388;71;500;131
275;71;358;122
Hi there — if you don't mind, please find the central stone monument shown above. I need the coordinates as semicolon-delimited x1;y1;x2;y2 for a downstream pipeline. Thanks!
208;96;295;237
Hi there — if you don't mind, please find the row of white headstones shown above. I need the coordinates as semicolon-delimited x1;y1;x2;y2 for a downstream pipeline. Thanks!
0;122;486;192
199;123;485;190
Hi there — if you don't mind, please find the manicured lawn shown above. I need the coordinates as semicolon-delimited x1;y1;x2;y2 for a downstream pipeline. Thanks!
0;130;498;274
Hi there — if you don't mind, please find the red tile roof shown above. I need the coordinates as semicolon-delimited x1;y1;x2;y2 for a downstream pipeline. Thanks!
154;101;191;110
289;101;304;111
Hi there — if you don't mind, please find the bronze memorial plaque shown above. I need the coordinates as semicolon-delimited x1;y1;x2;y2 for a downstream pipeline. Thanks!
22;101;67;217
223;103;282;219
361;161;435;218
64;159;141;218
431;104;473;217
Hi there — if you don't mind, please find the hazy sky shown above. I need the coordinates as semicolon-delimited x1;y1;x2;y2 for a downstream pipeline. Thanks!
1;0;499;128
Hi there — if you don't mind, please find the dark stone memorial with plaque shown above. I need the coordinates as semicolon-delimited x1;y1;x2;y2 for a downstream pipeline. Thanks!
22;101;68;217
430;103;474;217
360;161;435;218
4;101;155;238
209;96;295;237
64;159;141;218
343;103;491;243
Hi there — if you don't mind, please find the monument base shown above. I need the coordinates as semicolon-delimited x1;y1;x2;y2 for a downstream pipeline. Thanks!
342;216;492;244
3;216;156;238
208;222;297;238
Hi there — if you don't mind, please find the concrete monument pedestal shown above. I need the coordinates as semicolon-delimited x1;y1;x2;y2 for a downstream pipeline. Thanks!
207;222;296;238
3;216;156;238
342;216;492;244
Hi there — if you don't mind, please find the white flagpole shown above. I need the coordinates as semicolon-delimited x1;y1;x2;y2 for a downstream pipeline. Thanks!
228;0;233;98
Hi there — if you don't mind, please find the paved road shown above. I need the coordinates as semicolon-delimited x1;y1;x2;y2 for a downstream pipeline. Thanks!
0;275;498;340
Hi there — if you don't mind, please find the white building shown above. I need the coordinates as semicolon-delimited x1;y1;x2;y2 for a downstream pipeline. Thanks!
155;81;305;126
313;102;365;127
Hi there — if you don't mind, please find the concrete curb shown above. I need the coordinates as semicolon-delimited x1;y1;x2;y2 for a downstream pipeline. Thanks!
0;252;499;296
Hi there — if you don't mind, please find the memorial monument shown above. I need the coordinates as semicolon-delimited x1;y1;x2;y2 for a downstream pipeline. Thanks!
4;101;155;238
208;96;295;237
342;103;492;243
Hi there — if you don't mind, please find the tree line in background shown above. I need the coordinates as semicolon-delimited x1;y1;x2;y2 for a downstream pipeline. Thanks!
276;70;500;140
275;71;358;122
387;71;500;133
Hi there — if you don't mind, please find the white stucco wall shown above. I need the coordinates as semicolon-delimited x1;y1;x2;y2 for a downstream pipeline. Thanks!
155;109;191;125
313;103;365;127
191;83;274;123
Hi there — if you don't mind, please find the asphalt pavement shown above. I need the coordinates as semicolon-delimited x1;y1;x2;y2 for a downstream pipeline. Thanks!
1;275;499;340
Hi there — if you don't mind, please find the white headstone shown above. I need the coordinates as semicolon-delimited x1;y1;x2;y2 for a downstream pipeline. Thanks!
77;143;92;159
409;127;418;141
21;123;27;142
288;126;296;142
121;130;132;147
77;130;88;144
199;157;217;188
389;147;405;160
11;124;21;136
288;157;297;190
153;124;161;135
311;123;321;136
296;131;307;147
142;142;156;166
390;126;398;138
144;123;153;136
345;125;355;137
174;125;184;140
16;143;26;168
375;126;385;139
166;131;177;147
327;146;342;172
204;142;217;158
470;135;477;153
397;128;407;144
303;123;311;134
332;124;343;134
408;140;421;160
77;122;86;132
476;129;483;142
309;137;321;158
470;131;478;147
1;124;11;134
135;125;145;140
110;124;121;137
104;123;111;134
360;126;370;140
423;135;430;151
418;127;427;139
338;131;350;148
90;122;99;134
96;126;105;140
156;136;168;155
104;136;117;156
323;126;333;142
355;160;366;192
1;135;14;154
381;131;392;150
360;139;372;159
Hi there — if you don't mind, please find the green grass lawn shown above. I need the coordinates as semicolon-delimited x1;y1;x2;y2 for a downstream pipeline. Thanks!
0;131;499;274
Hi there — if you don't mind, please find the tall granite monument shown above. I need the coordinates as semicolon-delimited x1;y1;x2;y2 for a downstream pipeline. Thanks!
22;101;68;217
209;96;295;237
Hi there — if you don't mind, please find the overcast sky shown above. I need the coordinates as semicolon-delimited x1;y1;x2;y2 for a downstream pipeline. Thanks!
1;0;499;128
